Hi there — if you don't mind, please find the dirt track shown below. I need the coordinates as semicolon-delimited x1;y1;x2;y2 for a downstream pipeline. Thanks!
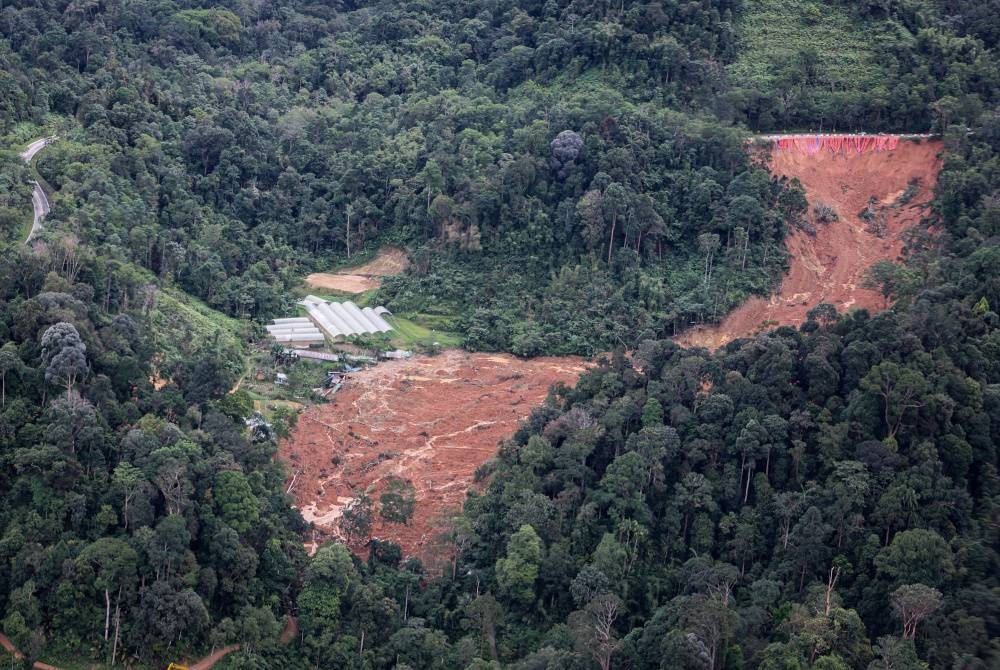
0;616;298;669
279;350;587;562
0;632;62;670
676;139;943;349
305;247;409;293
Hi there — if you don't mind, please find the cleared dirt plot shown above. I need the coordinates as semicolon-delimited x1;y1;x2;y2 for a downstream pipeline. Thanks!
305;246;409;293
279;349;588;562
677;138;943;349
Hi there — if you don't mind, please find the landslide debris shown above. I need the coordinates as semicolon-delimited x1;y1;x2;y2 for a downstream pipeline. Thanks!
677;139;943;349
279;349;588;561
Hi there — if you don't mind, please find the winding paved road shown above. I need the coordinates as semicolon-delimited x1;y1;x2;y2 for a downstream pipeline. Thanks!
20;136;56;243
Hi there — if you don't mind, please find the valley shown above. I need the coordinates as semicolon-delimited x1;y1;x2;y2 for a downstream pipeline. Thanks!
0;0;996;667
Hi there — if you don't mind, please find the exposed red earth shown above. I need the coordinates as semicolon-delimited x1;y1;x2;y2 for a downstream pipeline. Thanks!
676;138;943;349
0;632;63;670
279;350;588;563
0;615;298;670
304;246;409;293
281;138;944;562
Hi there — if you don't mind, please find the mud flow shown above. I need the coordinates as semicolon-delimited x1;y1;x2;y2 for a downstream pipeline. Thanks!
280;349;587;561
677;139;943;349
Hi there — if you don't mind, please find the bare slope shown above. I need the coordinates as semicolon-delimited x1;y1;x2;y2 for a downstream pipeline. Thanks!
305;247;409;293
279;350;588;561
677;139;943;349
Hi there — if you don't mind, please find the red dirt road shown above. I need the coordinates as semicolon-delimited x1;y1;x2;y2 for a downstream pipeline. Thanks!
676;139;943;349
0;632;62;670
279;350;587;562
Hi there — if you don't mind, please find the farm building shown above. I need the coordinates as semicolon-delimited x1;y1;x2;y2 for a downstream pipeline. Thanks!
265;317;325;347
299;296;394;340
266;299;394;346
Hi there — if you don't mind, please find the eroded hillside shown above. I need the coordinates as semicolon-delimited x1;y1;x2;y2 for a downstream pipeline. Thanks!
677;138;943;349
279;350;588;561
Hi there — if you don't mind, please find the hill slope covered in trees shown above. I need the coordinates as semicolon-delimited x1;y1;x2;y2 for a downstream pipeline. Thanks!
5;0;993;354
0;0;998;668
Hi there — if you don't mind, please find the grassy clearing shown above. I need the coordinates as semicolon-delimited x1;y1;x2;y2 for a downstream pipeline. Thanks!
297;313;462;352
728;0;904;96
240;349;327;412
149;287;246;376
289;282;462;349
385;313;462;349
507;67;638;113
0;118;64;146
315;245;380;273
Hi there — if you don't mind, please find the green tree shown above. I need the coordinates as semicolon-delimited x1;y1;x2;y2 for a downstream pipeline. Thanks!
570;592;623;670
890;584;942;639
876;529;953;588
41;321;88;394
76;538;138;645
298;544;359;661
862;261;908;309
785;506;832;592
379;477;417;526
112;462;146;530
496;524;543;606
0;341;20;407
135;580;209;649
463;594;503;662
867;636;927;670
341;490;375;545
859;363;928;439
603;182;629;263
214;470;260;533
827;461;870;548
698;232;721;288
640;397;663;428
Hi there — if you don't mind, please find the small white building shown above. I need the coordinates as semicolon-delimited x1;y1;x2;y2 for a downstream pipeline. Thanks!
265;317;325;347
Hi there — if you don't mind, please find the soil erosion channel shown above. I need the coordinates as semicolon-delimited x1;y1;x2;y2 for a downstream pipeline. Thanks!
280;349;588;561
677;139;943;349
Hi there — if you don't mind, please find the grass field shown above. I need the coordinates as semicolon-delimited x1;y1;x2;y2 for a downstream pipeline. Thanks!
291;280;463;351
286;311;463;352
385;313;462;349
149;287;247;375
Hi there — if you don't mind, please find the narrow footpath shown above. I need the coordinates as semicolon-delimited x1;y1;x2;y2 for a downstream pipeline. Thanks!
0;632;63;670
0;616;298;670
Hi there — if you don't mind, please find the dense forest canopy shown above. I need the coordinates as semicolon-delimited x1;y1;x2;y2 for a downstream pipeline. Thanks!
0;0;998;668
2;0;992;354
